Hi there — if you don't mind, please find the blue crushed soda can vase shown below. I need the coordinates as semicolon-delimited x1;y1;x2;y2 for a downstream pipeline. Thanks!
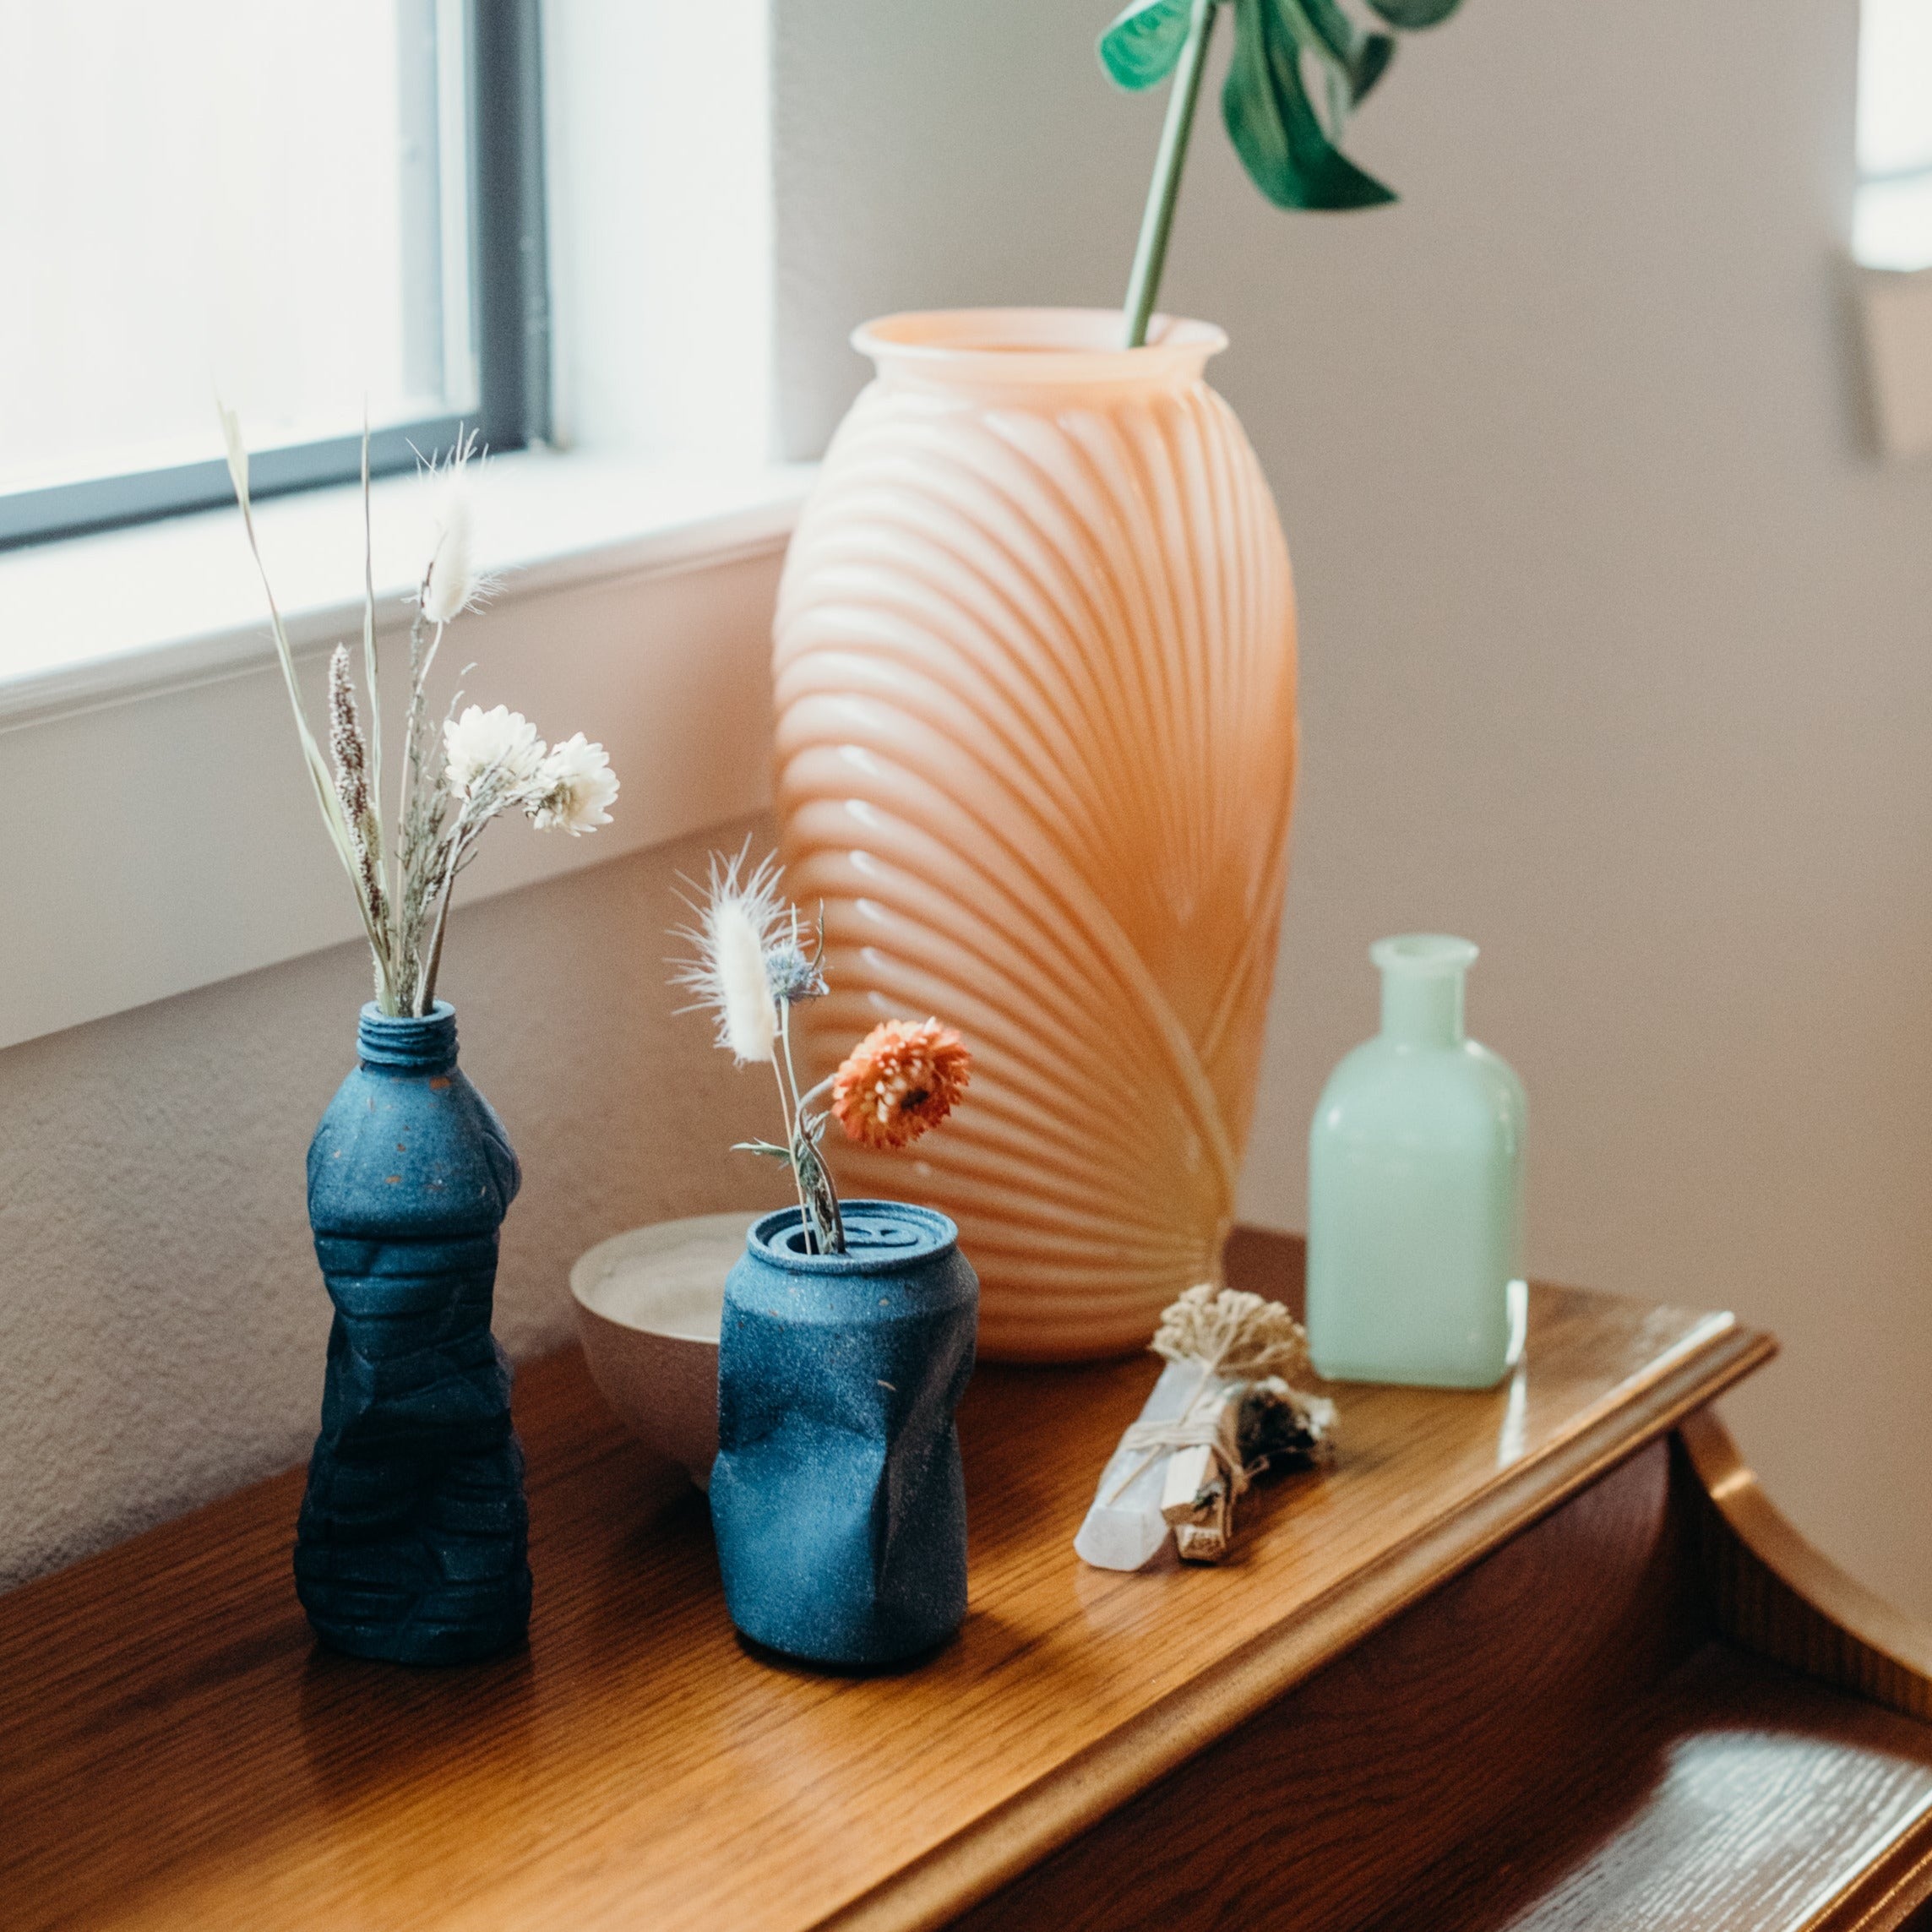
294;1002;532;1664
710;1202;978;1668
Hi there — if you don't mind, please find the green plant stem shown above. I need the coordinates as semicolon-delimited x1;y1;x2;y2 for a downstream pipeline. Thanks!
416;815;472;1015
773;1003;819;1249
1124;0;1220;349
359;422;384;909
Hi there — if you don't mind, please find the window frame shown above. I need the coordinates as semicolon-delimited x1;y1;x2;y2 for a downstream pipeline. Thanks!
1851;0;1932;273
0;0;551;554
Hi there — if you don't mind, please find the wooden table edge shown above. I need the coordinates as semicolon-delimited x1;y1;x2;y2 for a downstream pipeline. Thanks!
1681;1407;1932;1725
825;1315;1778;1932
1821;1807;1932;1932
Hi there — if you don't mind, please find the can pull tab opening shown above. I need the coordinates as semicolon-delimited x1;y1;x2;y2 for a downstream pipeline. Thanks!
842;1220;922;1250
777;1218;923;1258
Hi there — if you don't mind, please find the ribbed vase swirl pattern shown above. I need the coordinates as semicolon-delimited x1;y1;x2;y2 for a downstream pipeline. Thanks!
774;312;1298;1361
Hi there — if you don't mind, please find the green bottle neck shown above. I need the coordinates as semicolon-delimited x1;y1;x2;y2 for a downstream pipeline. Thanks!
1380;971;1465;1046
1371;934;1479;1048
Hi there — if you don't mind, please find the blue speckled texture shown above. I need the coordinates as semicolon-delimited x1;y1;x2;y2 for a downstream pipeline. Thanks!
293;1003;531;1664
710;1202;978;1668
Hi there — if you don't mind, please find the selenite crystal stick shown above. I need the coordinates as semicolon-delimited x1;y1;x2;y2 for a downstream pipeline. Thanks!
1074;1359;1226;1570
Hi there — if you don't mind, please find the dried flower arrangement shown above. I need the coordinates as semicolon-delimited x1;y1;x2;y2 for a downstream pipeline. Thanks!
220;415;618;1014
673;848;971;1255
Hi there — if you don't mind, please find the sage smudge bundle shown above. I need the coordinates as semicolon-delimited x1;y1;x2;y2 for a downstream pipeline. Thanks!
1076;1283;1336;1569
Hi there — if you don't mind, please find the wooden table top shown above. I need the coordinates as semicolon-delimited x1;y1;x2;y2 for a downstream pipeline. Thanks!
0;1233;1773;1932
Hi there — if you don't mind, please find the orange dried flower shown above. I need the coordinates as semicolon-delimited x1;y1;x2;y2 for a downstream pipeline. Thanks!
832;1019;971;1152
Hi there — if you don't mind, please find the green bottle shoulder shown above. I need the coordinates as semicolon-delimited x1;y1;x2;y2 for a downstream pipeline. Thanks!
1311;1035;1526;1144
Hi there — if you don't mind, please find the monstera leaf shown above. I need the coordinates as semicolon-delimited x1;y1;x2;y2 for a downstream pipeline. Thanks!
1280;0;1396;106
1100;0;1199;89
1224;0;1395;209
1364;0;1462;26
1102;0;1468;340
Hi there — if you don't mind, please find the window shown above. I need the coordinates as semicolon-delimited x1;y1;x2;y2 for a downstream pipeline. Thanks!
1854;0;1932;269
0;0;548;549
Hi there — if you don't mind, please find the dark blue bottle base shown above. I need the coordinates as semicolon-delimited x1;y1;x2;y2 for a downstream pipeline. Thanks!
294;1314;531;1666
296;1437;531;1665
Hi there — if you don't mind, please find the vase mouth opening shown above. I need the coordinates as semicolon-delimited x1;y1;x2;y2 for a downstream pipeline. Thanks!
1370;934;1479;979
852;308;1227;390
748;1201;958;1274
357;1000;458;1070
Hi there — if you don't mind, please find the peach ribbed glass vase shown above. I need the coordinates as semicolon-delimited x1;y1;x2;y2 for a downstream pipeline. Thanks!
774;309;1297;1361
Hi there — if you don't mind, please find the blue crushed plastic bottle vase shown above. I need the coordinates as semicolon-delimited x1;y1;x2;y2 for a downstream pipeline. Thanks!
1307;936;1527;1390
294;1002;532;1664
710;1201;978;1668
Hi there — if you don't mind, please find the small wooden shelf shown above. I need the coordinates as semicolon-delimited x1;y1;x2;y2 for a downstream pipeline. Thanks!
3;1233;1925;1931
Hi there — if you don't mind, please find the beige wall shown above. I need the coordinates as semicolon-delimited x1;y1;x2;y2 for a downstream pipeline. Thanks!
0;824;791;1591
775;0;1932;1614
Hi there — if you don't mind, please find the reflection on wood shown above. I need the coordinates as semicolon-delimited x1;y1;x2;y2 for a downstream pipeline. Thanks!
953;1442;1710;1932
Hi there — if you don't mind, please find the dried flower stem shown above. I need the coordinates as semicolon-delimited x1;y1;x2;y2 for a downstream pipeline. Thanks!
778;998;843;1254
222;411;617;1021
220;405;393;993
1123;0;1219;348
358;416;384;880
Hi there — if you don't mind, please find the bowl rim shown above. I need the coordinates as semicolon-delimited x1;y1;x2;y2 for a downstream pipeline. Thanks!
568;1210;755;1341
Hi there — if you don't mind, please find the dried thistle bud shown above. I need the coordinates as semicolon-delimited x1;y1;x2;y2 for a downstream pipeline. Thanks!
763;940;825;1004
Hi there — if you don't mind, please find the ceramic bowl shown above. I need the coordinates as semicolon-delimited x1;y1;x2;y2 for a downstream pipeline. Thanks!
569;1211;751;1490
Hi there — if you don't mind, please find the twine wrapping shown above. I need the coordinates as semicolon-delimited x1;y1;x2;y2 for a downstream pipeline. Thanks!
1102;1284;1334;1560
1113;1369;1250;1505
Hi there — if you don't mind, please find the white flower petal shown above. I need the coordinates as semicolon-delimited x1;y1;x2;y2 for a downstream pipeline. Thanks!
444;704;544;799
530;732;619;835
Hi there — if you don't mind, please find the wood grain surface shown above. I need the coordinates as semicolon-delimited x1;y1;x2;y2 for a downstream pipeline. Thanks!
954;1438;1710;1932
959;1436;1932;1932
0;1233;1773;1932
1363;1644;1932;1932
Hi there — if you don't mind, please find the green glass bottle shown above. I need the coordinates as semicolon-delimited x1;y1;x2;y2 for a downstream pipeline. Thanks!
1306;935;1526;1389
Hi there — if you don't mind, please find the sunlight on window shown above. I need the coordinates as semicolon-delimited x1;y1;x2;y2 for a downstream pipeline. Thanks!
0;0;471;495
1856;0;1932;269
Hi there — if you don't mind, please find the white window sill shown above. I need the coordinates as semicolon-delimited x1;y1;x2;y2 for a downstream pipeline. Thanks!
0;451;813;1051
0;448;813;725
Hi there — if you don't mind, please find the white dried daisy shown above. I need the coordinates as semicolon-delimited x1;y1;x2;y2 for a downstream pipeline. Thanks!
444;704;543;800
530;732;619;835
